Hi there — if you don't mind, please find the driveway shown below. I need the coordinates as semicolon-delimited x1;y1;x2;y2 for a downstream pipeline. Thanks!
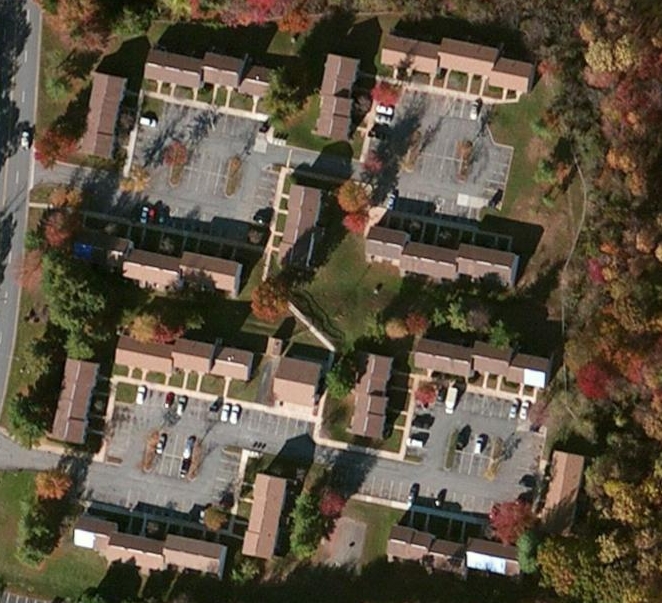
377;92;512;219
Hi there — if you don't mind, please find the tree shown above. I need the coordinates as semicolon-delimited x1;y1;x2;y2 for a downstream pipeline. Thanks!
129;313;184;344
325;357;355;400
405;312;429;337
156;0;191;19
119;165;151;193
489;499;535;545
278;3;309;35
371;81;399;106
363;151;383;175
319;488;346;519
415;382;437;407
488;319;515;349
43;210;79;249
342;211;368;235
49;186;82;209
45;76;71;101
576;361;612;400
517;530;541;574
164;140;188;167
7;394;48;448
35;128;76;169
289;491;324;560
35;470;72;500
251;277;289;322
16;496;55;566
385;317;407;339
336;180;369;214
230;557;261;584
263;68;301;121
203;506;228;531
16;250;43;292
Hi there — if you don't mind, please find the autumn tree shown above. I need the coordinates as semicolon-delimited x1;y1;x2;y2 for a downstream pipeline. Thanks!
415;382;437;407
35;470;72;500
35;128;76;169
362;150;383;175
576;361;612;400
203;506;228;531
371;81;399;106
405;312;429;337
385;317;407;339
16;250;43;292
164;140;188;166
319;488;346;519
251;277;289;322
43;210;80;249
119;165;151;193
489;499;535;545
49;186;82;209
342;211;368;235
336;180;369;214
278;3;309;35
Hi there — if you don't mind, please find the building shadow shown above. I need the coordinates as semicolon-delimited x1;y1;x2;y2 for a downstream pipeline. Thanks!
96;560;143;603
97;36;151;94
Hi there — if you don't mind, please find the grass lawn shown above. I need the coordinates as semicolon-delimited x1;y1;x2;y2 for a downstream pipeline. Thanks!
141;95;164;118
115;382;137;403
343;500;402;565
112;364;129;377
185;371;199;391
275;212;287;233
489;80;556;213
168;371;185;388
0;472;106;598
131;368;143;380
300;234;402;348
37;20;72;131
199;375;225;396
145;371;166;384
227;366;262;403
229;92;254;111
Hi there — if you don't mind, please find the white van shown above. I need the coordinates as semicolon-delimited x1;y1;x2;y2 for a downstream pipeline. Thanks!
444;386;458;414
139;115;158;128
406;437;425;449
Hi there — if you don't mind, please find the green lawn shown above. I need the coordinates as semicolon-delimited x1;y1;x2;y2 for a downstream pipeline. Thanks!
168;371;185;388
227;367;262;403
112;364;129;377
343;500;402;565
229;92;254;111
185;371;199;391
131;368;143;380
145;371;166;384
0;472;106;598
199;375;225;396
301;234;402;347
488;81;556;213
275;212;287;233
36;21;71;131
115;382;137;403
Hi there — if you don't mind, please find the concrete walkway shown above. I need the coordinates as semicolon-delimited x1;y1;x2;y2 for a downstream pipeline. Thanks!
143;91;269;122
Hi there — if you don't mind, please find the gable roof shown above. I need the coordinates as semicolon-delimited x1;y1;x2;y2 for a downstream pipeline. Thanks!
146;49;202;73
456;243;518;268
243;473;287;559
366;226;409;247
280;185;322;264
402;242;457;264
542;451;585;533
275;357;322;386
382;34;439;59
466;538;518;560
180;252;241;277
163;534;222;558
320;54;359;96
80;72;126;158
124;250;181;272
51;358;99;444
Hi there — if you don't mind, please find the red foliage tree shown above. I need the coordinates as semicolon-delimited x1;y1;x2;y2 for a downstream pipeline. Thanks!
587;258;606;284
319;489;346;518
251;277;289;322
43;210;79;249
278;3;310;34
152;322;185;344
371;82;399;106
363;150;383;175
16;249;43;292
342;211;368;235
576;361;612;400
415;382;437;407
489;499;535;545
222;0;289;26
405;312;429;337
35;128;76;169
164;140;188;166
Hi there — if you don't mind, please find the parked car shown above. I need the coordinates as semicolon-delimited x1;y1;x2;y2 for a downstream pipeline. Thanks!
230;404;242;425
469;99;482;120
374;112;393;125
456;425;471;450
20;128;31;149
253;207;274;226
176;395;188;417
474;433;488;455
183;435;196;460
385;188;398;211
519;400;531;421
220;402;232;423
179;457;191;478
434;488;447;508
445;386;459;414
509;399;520;420
154;200;169;224
209;399;222;412
139;114;158;128
368;124;390;140
136;385;147;405
406;433;427;448
258;120;270;133
412;413;434;429
407;483;420;507
376;104;395;117
156;433;167;455
165;392;175;409
139;204;151;225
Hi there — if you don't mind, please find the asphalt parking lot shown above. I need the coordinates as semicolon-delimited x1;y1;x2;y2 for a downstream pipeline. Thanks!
382;92;513;219
91;387;312;511
135;104;286;225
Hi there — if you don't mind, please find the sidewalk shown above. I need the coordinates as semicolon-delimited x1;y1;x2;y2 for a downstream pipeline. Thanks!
143;91;269;121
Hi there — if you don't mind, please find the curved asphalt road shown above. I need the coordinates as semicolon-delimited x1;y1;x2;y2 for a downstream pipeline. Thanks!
0;0;40;415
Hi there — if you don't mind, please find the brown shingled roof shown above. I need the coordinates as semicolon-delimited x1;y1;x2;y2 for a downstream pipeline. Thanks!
466;538;518;561
180;252;241;277
402;242;457;264
320;54;359;96
75;515;118;536
439;39;499;65
51;358;99;444
163;534;222;558
382;34;439;59
243;473;287;559
108;532;165;555
366;226;410;247
146;49;202;73
279;185;321;265
125;250;181;271
80;72;126;158
542;451;584;533
456;243;517;267
275;357;322;386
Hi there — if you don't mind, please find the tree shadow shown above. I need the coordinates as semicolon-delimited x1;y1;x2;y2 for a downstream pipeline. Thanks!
96;560;143;603
54;83;92;141
61;49;102;81
97;36;151;94
142;567;178;602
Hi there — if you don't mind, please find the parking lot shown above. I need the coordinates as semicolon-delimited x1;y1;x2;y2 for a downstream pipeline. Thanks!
383;93;513;219
135;105;287;225
90;387;312;511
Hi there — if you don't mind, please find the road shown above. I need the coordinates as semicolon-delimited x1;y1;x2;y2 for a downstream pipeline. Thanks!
0;0;41;416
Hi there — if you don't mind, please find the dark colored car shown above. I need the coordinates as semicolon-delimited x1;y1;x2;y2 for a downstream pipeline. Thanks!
408;483;420;507
179;457;191;479
209;399;222;412
258;120;270;133
434;488;447;508
456;425;472;450
412;413;434;429
368;124;390;140
253;207;274;226
165;392;175;408
154;200;169;224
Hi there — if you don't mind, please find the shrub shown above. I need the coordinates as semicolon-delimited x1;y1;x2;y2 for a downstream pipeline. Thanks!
325;357;356;400
415;382;437;407
405;312;429;337
319;488;346;518
371;82;400;106
385;317;408;339
342;211;369;234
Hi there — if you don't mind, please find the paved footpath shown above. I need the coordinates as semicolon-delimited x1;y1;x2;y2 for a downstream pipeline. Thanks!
0;433;60;471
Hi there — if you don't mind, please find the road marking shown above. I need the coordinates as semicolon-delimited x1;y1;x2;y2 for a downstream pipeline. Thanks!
21;90;25;103
15;171;19;184
24;51;27;63
27;10;30;22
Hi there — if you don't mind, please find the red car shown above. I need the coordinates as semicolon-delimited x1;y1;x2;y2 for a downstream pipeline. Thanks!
165;392;175;408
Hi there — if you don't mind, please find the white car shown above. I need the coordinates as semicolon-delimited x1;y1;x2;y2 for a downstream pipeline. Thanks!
509;400;519;420
20;129;31;149
374;112;393;125
182;435;196;460
139;114;158;128
469;99;482;120
136;385;147;405
444;386;459;415
385;189;397;210
230;404;241;425
220;402;232;423
375;104;395;117
176;395;188;417
474;433;487;454
519;400;531;421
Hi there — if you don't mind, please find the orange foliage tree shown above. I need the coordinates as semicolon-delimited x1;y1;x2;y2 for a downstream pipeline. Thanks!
164;140;188;166
35;128;76;169
16;250;43;292
251;277;289;322
405;312;429;337
336;180;369;214
371;82;399;106
43;210;80;249
278;2;309;34
35;469;72;500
